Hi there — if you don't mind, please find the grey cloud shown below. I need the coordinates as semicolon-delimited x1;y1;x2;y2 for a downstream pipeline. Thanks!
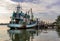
46;0;60;9
11;0;41;4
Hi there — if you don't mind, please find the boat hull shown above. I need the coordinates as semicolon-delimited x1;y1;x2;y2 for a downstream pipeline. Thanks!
8;23;37;29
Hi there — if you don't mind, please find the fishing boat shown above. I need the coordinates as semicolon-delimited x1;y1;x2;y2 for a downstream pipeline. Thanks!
8;4;37;29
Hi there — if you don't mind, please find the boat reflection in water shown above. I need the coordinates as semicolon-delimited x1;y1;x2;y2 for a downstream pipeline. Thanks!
8;29;37;41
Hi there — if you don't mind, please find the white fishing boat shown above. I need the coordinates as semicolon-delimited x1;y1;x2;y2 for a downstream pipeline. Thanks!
8;22;37;28
8;4;37;29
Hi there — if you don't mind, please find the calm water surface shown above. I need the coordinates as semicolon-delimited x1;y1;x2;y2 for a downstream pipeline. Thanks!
0;25;60;41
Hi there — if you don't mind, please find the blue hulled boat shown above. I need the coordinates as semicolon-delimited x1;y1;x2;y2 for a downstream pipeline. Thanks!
8;4;37;29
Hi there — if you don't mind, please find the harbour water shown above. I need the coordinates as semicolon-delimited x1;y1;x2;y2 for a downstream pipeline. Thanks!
0;25;60;41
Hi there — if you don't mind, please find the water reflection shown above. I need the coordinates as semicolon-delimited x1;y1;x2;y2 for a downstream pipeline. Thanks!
1;26;60;41
8;29;37;41
56;28;60;38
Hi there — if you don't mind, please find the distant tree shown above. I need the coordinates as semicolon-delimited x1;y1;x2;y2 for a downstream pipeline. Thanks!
56;15;60;24
56;15;60;28
56;15;60;22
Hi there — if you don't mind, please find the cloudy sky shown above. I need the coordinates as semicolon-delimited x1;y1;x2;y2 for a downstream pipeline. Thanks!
0;0;60;23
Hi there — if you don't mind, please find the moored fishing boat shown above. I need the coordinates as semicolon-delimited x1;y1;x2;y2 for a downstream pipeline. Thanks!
8;4;37;29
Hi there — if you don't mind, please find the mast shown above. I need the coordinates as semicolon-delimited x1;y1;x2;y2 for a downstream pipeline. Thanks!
28;10;29;15
16;3;22;13
16;3;22;19
31;8;34;20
